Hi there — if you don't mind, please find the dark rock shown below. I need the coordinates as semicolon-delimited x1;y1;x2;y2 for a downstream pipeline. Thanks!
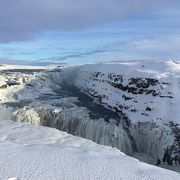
146;107;152;111
6;80;21;86
0;84;7;89
122;95;133;100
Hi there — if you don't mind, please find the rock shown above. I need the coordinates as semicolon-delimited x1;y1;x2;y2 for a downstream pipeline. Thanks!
0;82;7;89
6;80;21;86
146;107;152;111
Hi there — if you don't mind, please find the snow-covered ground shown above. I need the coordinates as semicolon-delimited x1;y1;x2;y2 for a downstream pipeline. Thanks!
0;61;180;179
0;120;179;180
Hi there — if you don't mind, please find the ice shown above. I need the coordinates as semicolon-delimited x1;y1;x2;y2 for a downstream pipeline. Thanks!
0;61;180;177
11;101;135;155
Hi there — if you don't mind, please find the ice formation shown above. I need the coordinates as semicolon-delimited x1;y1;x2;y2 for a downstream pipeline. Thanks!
0;61;180;170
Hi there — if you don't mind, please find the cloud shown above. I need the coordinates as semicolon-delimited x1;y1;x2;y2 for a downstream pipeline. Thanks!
0;57;66;66
36;49;108;62
2;47;19;52
0;57;25;65
0;0;180;42
0;47;108;65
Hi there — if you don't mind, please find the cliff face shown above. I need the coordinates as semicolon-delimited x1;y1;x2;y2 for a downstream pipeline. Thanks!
75;61;180;160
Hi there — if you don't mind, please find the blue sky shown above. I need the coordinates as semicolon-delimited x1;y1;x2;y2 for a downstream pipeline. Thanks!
0;1;180;65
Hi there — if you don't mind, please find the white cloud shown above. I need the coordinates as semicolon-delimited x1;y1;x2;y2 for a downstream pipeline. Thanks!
0;0;180;42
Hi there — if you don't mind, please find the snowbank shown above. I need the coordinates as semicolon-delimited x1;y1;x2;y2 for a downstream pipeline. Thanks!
0;120;179;180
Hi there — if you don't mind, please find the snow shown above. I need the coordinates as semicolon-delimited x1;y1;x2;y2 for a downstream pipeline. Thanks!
72;61;180;159
75;60;180;124
0;64;48;70
0;61;180;179
0;120;179;180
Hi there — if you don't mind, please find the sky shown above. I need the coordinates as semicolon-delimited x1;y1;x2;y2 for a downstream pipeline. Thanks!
0;0;180;65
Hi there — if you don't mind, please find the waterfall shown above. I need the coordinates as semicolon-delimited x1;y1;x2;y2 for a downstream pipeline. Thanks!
13;106;136;156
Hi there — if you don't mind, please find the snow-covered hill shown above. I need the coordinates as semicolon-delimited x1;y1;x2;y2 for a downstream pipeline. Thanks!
0;61;180;178
75;61;180;124
75;61;180;161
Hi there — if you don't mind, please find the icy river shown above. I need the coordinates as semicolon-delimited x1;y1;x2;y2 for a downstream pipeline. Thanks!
2;71;137;155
